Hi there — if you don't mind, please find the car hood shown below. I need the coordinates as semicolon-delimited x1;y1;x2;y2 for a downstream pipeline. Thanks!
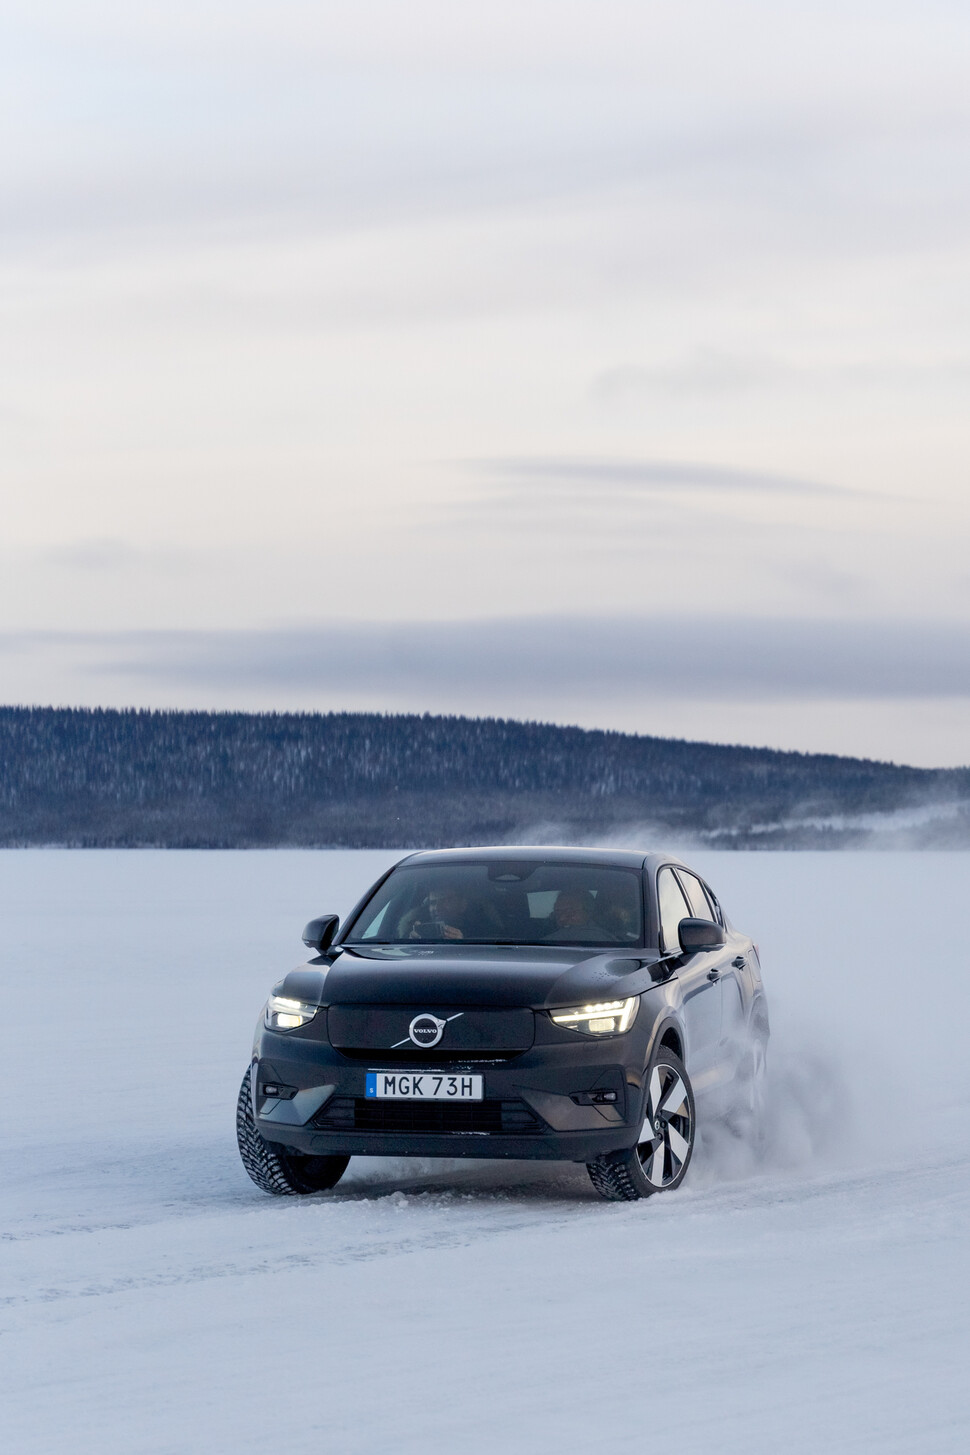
279;943;663;1009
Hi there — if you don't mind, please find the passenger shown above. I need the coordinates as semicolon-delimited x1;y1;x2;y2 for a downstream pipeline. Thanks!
596;890;640;940
542;888;618;942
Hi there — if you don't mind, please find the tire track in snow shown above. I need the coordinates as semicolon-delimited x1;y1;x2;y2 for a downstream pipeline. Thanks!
5;1150;967;1315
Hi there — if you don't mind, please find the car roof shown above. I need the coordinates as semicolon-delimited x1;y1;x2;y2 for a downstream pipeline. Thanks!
399;845;687;873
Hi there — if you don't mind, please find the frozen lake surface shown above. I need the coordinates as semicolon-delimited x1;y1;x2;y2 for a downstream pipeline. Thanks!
2;848;969;1453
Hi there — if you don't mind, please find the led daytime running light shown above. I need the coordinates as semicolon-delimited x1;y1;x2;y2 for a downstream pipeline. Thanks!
551;997;638;1035
264;993;318;1031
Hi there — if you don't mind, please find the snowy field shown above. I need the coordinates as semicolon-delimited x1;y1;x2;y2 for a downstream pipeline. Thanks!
3;848;969;1454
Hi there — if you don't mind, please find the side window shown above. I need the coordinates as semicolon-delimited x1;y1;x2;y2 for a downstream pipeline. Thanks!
678;871;715;922
657;867;692;955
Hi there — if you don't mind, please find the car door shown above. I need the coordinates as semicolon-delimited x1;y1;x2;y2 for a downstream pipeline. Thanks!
677;869;741;1081
656;866;722;1091
694;874;756;1075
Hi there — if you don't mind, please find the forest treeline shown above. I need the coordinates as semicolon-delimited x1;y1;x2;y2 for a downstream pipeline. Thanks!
1;706;968;848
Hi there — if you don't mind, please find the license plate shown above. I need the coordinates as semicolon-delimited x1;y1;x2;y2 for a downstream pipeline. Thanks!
365;1071;484;1101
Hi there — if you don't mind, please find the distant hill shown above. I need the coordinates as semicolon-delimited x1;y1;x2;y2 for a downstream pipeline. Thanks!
1;705;968;849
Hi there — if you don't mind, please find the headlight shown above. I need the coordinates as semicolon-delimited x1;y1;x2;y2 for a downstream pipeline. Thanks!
264;994;319;1031
550;997;639;1036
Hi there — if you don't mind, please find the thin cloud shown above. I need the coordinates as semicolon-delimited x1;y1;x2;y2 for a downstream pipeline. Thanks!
591;353;970;403
42;540;194;573
464;457;868;500
6;615;970;701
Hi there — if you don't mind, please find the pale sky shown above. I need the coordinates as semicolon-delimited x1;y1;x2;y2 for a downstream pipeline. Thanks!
2;1;969;765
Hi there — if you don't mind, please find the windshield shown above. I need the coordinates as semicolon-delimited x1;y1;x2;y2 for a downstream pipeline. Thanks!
343;861;644;947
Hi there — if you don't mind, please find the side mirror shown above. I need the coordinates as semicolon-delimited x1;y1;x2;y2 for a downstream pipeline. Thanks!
678;917;726;954
302;914;340;956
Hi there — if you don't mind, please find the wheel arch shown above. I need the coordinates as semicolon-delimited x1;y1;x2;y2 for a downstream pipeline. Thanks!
649;1018;684;1064
747;995;770;1045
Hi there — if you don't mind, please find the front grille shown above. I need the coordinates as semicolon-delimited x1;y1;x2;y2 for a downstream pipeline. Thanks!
312;1096;543;1135
327;1006;534;1057
335;1049;518;1064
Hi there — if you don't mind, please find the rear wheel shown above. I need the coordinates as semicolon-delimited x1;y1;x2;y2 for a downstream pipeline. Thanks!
236;1067;350;1196
726;1033;767;1140
587;1047;695;1202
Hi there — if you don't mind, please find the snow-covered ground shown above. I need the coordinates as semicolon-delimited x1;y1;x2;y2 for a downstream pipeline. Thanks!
3;848;969;1454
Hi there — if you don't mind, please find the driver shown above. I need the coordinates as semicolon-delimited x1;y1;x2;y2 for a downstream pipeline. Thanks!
399;882;502;941
409;885;472;941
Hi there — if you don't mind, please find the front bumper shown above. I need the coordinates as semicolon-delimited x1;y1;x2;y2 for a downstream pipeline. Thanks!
253;1021;649;1162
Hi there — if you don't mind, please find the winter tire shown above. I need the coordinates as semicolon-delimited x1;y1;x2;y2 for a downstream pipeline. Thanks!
725;1029;768;1141
236;1067;350;1195
586;1047;695;1202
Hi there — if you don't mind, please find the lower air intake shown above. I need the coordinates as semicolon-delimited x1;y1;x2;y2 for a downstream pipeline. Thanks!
312;1097;542;1135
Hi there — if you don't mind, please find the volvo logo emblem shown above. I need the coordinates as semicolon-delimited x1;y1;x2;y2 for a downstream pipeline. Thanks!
392;1011;464;1050
408;1014;447;1048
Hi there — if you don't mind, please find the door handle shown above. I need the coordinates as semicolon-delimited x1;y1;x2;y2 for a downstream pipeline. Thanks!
707;968;720;982
732;956;747;969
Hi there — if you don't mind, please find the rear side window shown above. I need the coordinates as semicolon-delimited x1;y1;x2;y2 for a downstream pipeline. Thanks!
657;867;692;955
678;871;715;922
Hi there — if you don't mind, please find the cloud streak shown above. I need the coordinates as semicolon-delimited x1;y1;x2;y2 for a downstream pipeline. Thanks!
463;457;870;500
589;354;970;411
6;615;970;703
42;539;194;573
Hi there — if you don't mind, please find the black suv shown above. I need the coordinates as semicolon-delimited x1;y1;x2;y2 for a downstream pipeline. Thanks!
237;847;768;1201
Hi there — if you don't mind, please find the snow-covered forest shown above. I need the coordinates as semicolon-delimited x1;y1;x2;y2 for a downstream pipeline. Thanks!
2;706;968;848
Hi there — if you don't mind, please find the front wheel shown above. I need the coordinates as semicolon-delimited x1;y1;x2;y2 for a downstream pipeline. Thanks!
587;1047;695;1202
236;1067;350;1196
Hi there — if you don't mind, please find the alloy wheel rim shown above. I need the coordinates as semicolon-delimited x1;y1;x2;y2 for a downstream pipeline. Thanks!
637;1060;693;1187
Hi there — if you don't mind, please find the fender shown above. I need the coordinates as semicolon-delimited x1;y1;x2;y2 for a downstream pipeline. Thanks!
277;965;330;1004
